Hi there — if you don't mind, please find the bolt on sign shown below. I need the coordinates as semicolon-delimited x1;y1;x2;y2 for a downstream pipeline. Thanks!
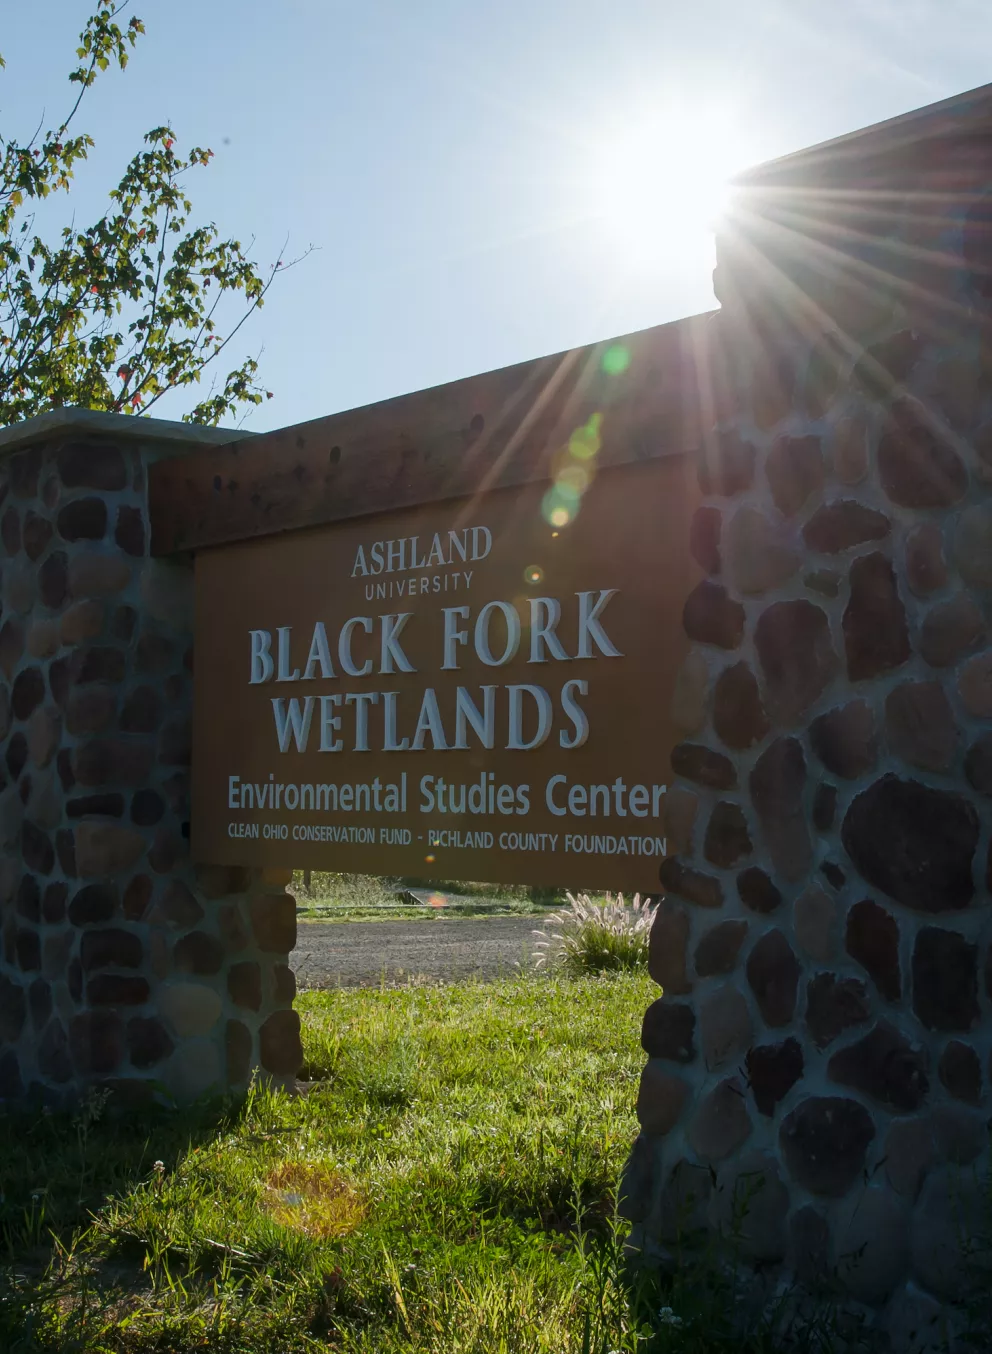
189;332;703;892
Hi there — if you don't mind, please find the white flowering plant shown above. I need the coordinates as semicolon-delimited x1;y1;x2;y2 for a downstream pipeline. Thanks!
532;891;656;976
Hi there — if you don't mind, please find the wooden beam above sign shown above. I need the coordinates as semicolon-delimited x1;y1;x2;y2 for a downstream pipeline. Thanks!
149;312;714;556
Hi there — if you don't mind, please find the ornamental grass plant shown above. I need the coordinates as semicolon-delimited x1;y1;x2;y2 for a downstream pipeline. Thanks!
532;892;657;976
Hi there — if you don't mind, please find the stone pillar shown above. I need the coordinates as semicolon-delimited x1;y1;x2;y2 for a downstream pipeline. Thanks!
627;107;992;1337
0;411;302;1107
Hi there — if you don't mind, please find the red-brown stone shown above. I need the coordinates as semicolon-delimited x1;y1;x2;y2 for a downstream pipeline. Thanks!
22;511;53;562
80;928;143;971
228;961;263;1011
746;1038;804;1116
746;929;800;1027
703;802;752;868
827;1021;929;1112
127;1016;173;1069
766;434;823;517
939;1040;982;1105
658;858;724;908
689;506;721;574
749;738;810;881
803;500;891;554
845;899;901;1002
57;498;107;542
226;1019;253;1084
843;552;910;681
174;931;224;975
736;867;782;915
913;927;979;1032
755;600;838;723
87;974;150;1005
780;1096;875;1197
712;662;769;750
809;700;877;779
259;1009;302;1077
694;919;748;977
69;1010;124;1075
57;441;127;491
115;505;145;556
683;581;745;650
878;398;968;507
670;742;737;790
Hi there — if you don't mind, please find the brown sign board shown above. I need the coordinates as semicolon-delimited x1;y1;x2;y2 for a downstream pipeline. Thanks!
192;454;701;894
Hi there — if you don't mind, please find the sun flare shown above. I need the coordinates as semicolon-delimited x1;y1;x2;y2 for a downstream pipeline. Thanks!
585;100;755;270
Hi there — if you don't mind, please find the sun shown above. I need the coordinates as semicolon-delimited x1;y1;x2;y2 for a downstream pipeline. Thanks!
584;99;755;272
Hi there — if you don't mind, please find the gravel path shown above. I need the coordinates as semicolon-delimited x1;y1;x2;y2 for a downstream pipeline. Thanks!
292;916;543;988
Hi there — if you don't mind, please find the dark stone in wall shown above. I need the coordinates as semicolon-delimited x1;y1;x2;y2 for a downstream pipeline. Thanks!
802;500;891;554
827;1021;929;1112
813;782;837;831
820;861;845;889
28;978;51;1030
56;829;76;878
913;927;979;1032
151;880;203;927
0;1051;23;1099
750;738;811;881
642;1000;696;1062
683;581;745;649
12;667;45;721
174;931;224;976
42;883;67;924
854;330;924;391
885;681;958;771
115;505;145;557
698;432;756;497
22;511;52;562
259;1009;302;1077
877;397;968;507
228;961;263;1011
57;442;127;491
131;789;164;826
14;928;39;971
67;793;125;819
120;686;162;734
1;507;21;555
805;973;871;1049
249;894;297;953
694;920;749;977
57;498;107;542
68;883;118;925
746;1038;804;1116
127;1016;173;1069
755;600;837;723
113;606;136;642
70;647;126;686
843;552;910;681
80;928;143;971
766;434;823;517
226;1019;253;1084
38;1019;72;1083
69;1010;124;1075
690;506;721;574
905;522;948;596
21;821;54;875
780;1096;875;1197
747;929;800;1026
16;875;40;923
38;552;67;609
712;662;769;750
964;733;992;795
703;802;752;868
159;718;192;767
842;775;978;912
809;700;877;779
73;739;154;788
87;974;150;1005
845;899;901;1001
8;446;41;498
6;733;27;780
736;867;782;915
919;594;986;668
671;743;737;790
938;1041;982;1104
136;634;174;673
658;858;724;908
123;874;153;921
0;621;24;681
0;974;26;1040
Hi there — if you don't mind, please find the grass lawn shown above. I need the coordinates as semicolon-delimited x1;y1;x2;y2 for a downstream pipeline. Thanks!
0;971;716;1354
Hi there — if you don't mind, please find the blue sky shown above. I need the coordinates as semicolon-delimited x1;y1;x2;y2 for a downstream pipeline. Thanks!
2;1;990;431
